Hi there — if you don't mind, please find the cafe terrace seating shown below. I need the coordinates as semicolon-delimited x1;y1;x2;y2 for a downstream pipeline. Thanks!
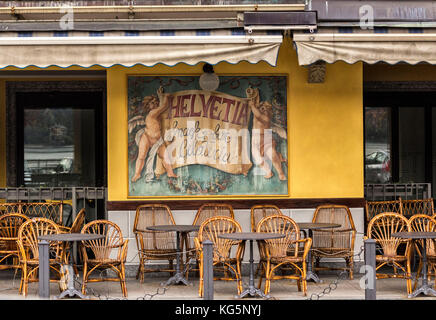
133;204;178;282
256;214;312;296
250;205;283;232
80;220;129;297
366;212;413;295
311;205;357;280
16;217;65;296
194;216;244;298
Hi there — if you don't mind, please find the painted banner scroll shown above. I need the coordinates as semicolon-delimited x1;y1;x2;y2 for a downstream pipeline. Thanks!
127;75;288;197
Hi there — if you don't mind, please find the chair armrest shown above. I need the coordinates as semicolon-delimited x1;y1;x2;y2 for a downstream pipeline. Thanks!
119;239;129;262
296;238;312;260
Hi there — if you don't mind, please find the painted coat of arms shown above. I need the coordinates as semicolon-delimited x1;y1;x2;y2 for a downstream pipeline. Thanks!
128;75;288;197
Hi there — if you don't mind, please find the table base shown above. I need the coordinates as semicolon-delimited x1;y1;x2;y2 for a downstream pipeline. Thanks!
408;284;436;298
56;265;90;300
236;286;270;299
306;271;323;283
162;272;191;286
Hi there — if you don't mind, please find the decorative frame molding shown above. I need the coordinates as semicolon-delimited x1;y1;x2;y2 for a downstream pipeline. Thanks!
6;80;107;187
364;81;436;92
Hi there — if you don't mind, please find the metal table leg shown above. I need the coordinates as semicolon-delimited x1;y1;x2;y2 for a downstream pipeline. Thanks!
163;231;190;286
304;229;322;283
237;240;269;299
409;240;436;298
57;241;89;299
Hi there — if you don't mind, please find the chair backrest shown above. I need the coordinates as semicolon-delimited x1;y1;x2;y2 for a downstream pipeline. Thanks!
193;203;235;227
20;202;63;224
365;200;402;224
409;214;436;256
250;205;283;232
81;220;124;261
0;203;22;216
312;205;356;250
133;204;176;252
197;216;242;260
0;213;30;242
17;217;61;260
401;198;434;218
367;212;410;257
70;208;86;234
257;214;300;258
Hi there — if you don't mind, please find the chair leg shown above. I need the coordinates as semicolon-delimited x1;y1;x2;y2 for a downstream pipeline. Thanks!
198;259;204;298
81;263;88;296
264;261;271;296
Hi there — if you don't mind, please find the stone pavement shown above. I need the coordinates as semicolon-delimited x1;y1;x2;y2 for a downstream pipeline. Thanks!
0;269;434;301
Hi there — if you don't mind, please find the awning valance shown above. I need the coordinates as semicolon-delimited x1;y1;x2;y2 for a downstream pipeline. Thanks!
293;27;436;66
0;30;283;69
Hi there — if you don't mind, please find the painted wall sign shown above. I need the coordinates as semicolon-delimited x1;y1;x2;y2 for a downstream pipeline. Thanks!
127;75;288;197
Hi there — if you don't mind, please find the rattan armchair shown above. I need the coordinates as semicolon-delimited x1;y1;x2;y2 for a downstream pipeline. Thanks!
186;203;235;275
133;204;178;282
194;216;245;298
256;215;312;296
0;213;30;272
311;205;356;279
408;214;436;290
367;212;413;294
80;220;129;297
16;217;64;296
365;199;402;226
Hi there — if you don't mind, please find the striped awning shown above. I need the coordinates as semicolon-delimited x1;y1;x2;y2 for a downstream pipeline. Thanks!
0;29;283;69
293;27;436;65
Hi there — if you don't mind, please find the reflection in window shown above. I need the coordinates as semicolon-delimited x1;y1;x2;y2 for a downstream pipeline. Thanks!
23;108;95;187
364;107;392;183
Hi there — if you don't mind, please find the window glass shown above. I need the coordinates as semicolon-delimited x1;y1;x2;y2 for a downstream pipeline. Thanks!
364;107;392;183
23;108;96;187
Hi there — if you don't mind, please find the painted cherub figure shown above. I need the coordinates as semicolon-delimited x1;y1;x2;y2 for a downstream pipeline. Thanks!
247;87;287;181
130;87;178;182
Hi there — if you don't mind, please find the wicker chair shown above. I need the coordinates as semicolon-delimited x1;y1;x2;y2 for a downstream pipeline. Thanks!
16;217;64;296
0;213;30;271
194;216;245;298
365;199;402;226
408;214;436;290
186;203;235;275
133;204;178;282
401;198;434;218
311;205;356;279
366;212;413;294
250;205;283;232
58;208;86;234
256;215;312;296
81;220;129;297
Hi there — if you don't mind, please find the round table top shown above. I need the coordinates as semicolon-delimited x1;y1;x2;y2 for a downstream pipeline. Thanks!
146;225;200;233
38;233;105;242
392;232;436;239
218;232;285;241
297;222;341;230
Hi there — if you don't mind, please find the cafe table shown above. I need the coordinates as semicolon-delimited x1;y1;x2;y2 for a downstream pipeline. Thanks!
38;233;104;299
392;231;436;298
218;232;285;299
146;224;199;286
297;222;341;283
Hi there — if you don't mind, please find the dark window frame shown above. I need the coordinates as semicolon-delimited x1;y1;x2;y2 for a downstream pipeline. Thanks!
6;80;107;187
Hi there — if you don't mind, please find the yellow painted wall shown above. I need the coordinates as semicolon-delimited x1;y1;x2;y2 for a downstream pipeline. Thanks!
107;39;364;201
